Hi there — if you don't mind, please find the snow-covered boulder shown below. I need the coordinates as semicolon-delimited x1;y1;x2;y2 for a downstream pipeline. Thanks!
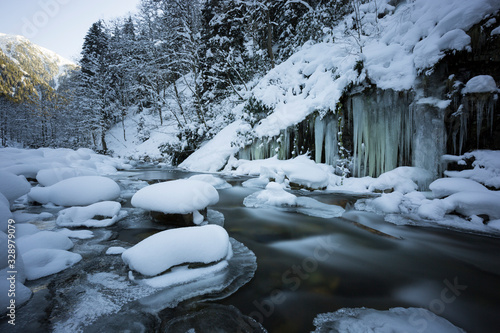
56;201;124;228
122;224;231;277
0;198;13;233
429;178;489;198
0;171;31;203
312;307;465;333
17;231;74;255
131;179;219;225
28;176;120;206
36;167;98;186
23;249;82;280
462;75;499;94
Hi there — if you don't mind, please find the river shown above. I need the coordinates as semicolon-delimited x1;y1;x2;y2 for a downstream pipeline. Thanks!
4;166;500;332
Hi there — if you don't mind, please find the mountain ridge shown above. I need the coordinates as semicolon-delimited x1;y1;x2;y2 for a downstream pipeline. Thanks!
0;32;78;103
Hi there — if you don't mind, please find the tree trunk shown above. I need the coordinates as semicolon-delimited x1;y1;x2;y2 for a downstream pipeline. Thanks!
266;9;275;68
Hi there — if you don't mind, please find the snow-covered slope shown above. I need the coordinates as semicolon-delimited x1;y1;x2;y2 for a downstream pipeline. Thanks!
181;0;500;172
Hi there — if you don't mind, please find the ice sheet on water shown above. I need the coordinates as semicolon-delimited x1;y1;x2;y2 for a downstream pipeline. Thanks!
51;238;256;332
57;228;94;239
312;307;465;333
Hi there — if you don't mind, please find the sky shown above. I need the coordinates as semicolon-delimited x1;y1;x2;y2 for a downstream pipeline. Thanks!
0;0;140;63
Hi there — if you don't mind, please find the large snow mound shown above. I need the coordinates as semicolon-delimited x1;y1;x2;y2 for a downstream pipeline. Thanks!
312;307;465;333
131;179;219;214
122;225;231;277
57;201;124;228
29;176;121;206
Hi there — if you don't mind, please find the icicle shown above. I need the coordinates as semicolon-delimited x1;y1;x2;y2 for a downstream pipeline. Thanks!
314;115;325;163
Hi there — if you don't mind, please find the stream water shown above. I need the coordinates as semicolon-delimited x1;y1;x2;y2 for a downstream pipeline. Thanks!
3;166;500;332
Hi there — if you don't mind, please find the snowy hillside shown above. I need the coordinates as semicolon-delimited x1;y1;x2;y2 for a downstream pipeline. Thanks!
180;0;500;175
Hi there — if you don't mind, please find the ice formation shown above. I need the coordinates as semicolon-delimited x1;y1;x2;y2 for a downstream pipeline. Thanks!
312;307;465;333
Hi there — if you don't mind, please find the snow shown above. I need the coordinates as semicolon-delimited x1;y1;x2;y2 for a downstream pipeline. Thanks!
56;201;124;228
179;120;245;172
23;249;82;280
36;167;98;186
462;75;499;94
0;170;31;203
492;26;500;36
131;179;219;214
245;182;297;207
443;150;500;189
57;228;94;239
232;155;333;190
244;182;345;218
312;307;465;333
177;0;500;177
17;230;74;255
188;174;232;189
429;178;489;198
368;167;433;193
0;200;13;233
29;176;121;206
122;225;231;277
106;246;126;255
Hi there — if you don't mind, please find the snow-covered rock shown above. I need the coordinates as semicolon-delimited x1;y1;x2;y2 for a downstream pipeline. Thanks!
17;230;74;255
429;178;489;198
36;167;99;186
245;182;297;207
23;249;82;280
312;307;465;333
131;179;219;215
106;246;126;255
57;201;124;228
233;155;333;190
29;176;121;206
0;171;31;203
122;225;231;277
462;75;498;94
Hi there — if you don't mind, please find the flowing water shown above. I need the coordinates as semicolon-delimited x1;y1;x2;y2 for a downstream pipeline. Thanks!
4;166;500;332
